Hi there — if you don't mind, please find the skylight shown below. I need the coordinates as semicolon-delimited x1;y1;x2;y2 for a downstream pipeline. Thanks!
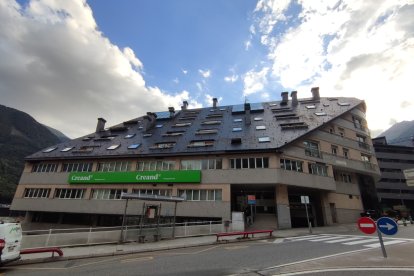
143;133;152;137
43;147;57;153
124;134;136;139
107;144;120;150
338;102;350;106
233;119;243;123
232;127;242;132
254;117;263;121
306;105;316;109
155;124;163;128
258;137;270;143
315;112;327;116
128;144;141;149
61;147;74;152
256;126;266;130
201;120;221;125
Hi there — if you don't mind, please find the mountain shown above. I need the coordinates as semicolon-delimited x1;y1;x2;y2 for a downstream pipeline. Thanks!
43;125;70;142
0;105;64;203
379;120;414;146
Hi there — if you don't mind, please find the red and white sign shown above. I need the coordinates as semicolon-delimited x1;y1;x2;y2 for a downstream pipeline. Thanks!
357;217;376;234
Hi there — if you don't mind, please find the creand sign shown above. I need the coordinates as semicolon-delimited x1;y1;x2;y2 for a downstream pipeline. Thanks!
69;170;201;184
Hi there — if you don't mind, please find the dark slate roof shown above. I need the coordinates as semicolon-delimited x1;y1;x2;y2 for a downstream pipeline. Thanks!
26;97;364;160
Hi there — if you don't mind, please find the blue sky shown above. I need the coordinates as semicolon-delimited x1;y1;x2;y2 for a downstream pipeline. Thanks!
1;0;413;138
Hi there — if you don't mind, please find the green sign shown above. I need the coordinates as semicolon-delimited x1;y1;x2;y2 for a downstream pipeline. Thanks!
69;170;201;184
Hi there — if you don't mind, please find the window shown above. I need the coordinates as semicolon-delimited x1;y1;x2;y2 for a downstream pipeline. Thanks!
151;142;176;149
230;157;269;169
61;147;74;152
361;154;371;162
91;189;127;200
233;119;243;123
206;114;223;119
331;145;338;156
155;124;163;128
340;173;352;183
188;140;214;147
256;126;266;130
32;163;58;173
132;189;172;197
54;189;85;199
128;144;141;149
304;141;321;158
280;159;303;172
338;127;345;137
258;137;270;143
254;117;263;121
42;147;57;153
24;188;50;198
137;160;176;171
124;134;136;139
181;159;222;170
61;162;93;172
308;163;328;176
232;127;242;132
357;134;369;150
315;112;327;116
338;102;350;106
178;189;222;201
353;116;365;130
329;128;334;134
343;148;349;159
107;144;120;150
96;161;131;172
306;105;316;109
195;129;218;135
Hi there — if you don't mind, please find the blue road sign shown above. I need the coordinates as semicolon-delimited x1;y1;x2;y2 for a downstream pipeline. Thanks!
377;217;398;235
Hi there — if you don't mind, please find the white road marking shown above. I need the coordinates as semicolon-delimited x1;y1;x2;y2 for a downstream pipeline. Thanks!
272;267;414;276
324;237;363;243
343;239;378;245
364;240;407;248
286;235;327;241
307;236;343;242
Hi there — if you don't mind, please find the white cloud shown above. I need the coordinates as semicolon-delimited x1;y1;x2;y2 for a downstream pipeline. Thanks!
173;78;179;84
182;69;188;75
0;0;192;138
243;67;269;96
198;69;211;78
251;0;414;133
224;74;239;83
204;94;223;107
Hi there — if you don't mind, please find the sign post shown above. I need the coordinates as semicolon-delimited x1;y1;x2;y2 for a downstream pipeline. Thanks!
301;196;312;234
247;195;256;225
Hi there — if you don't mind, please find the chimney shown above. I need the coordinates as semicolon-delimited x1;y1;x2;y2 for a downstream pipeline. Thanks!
281;91;289;105
311;87;320;100
96;118;106;133
168;107;175;118
181;101;188;110
291;91;298;106
213;98;218;108
143;112;157;131
244;103;251;126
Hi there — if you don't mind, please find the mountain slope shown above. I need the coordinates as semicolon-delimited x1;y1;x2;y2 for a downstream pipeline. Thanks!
0;105;64;203
379;120;414;146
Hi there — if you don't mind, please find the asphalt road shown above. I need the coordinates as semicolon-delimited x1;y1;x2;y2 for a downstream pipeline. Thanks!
2;225;414;276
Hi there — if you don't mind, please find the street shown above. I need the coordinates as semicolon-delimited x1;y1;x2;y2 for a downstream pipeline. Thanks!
2;226;414;276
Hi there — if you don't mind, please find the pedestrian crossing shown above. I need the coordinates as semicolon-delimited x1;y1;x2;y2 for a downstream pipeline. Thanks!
281;234;412;248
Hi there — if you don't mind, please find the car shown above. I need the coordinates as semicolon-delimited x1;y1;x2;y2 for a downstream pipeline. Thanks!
0;223;22;266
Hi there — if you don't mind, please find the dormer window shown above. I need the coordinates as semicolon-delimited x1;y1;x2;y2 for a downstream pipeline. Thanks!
43;147;57;153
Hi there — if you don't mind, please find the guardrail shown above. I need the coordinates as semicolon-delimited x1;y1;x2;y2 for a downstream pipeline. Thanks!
21;220;230;249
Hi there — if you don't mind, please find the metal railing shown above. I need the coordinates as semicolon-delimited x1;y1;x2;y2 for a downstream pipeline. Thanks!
21;220;227;249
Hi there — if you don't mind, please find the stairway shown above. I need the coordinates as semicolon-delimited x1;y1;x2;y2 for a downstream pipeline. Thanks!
247;213;278;230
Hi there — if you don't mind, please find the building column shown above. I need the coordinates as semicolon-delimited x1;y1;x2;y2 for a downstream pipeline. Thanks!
276;184;291;229
23;211;33;224
320;192;333;225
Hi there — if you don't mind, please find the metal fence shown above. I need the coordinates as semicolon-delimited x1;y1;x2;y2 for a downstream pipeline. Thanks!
21;221;231;249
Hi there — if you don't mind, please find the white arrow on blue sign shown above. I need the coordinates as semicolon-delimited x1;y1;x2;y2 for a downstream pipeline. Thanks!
377;217;398;235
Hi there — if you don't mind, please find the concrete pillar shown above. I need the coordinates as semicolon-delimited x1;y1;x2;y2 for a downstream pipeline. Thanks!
23;211;33;224
320;192;333;225
276;184;292;229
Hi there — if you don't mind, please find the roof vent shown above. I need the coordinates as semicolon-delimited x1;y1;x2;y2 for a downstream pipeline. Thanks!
96;118;107;133
168;107;175;118
213;98;218;108
311;87;320;101
281;92;289;106
291;91;298;106
244;103;251;126
181;101;188;110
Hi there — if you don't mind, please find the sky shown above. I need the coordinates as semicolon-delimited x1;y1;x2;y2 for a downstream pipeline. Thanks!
1;0;413;138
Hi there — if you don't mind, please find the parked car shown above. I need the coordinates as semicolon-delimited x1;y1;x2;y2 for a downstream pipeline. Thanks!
0;223;22;266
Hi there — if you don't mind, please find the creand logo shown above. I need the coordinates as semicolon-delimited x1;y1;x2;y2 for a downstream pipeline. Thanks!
71;175;93;181
136;173;161;181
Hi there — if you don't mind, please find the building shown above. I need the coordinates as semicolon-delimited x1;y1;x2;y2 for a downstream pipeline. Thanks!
11;88;381;229
372;136;414;214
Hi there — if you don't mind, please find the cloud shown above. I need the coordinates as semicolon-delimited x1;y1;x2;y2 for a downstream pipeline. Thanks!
204;94;223;107
224;74;239;83
198;69;211;78
182;69;188;75
251;0;414;133
0;0;191;138
243;67;269;96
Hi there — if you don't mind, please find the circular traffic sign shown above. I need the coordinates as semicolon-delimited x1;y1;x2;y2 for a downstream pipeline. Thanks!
377;217;398;235
357;217;376;234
